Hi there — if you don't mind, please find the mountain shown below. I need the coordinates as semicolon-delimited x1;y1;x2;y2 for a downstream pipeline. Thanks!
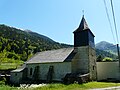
96;41;118;55
96;41;118;59
0;24;72;62
0;24;117;63
24;30;55;43
96;49;117;59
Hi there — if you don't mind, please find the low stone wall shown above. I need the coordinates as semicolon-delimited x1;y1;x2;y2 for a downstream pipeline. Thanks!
97;62;120;81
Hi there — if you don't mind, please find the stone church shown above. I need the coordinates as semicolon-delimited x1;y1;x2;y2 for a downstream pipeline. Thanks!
10;16;97;84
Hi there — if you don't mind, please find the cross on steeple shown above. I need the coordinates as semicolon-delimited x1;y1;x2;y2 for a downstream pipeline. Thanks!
82;10;84;17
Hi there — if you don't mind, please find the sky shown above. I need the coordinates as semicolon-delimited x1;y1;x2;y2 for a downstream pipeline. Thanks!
0;0;120;45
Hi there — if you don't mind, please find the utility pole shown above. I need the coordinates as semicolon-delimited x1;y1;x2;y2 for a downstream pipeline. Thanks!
117;44;120;71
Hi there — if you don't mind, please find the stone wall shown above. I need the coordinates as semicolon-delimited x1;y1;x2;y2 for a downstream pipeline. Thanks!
26;62;71;81
10;72;23;84
89;46;97;80
72;46;96;81
97;62;120;81
72;46;89;74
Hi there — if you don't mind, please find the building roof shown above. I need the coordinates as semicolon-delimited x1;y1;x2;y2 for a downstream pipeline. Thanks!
11;64;26;72
74;16;89;33
73;16;95;37
26;48;74;64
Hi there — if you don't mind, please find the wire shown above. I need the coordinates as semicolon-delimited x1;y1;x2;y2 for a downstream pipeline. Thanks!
103;0;116;44
110;0;119;44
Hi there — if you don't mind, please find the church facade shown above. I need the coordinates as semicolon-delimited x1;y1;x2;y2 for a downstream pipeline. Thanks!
10;16;97;84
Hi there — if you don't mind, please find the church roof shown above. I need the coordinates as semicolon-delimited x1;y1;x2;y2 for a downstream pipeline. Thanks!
11;64;26;72
26;48;74;64
73;16;89;33
73;16;95;37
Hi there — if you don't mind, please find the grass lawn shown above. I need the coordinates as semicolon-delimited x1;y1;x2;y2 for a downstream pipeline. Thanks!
21;82;120;90
0;85;17;90
0;63;23;70
1;82;120;90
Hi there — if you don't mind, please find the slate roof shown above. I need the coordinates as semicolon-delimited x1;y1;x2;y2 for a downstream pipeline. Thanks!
73;16;89;33
11;64;26;72
73;16;95;37
26;48;74;64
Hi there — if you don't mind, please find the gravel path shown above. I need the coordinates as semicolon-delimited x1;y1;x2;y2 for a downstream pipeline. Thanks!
18;84;46;89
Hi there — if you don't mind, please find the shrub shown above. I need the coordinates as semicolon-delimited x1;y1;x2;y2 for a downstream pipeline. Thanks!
103;57;113;62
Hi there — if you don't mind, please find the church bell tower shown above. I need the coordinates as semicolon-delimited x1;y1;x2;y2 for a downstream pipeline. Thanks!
73;15;95;48
72;16;97;81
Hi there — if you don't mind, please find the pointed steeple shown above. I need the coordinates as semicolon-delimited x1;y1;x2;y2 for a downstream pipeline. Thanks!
73;16;95;48
74;16;89;33
79;16;89;29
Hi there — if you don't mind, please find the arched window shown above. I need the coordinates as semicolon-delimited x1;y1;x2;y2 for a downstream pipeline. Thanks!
47;66;54;82
30;68;33;75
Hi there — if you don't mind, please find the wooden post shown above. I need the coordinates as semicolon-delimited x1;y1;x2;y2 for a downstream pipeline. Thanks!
117;44;120;71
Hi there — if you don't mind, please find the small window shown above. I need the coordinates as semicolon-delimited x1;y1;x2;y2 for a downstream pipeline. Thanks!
30;68;33;75
93;66;95;70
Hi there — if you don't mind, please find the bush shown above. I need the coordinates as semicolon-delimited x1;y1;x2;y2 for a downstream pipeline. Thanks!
0;81;5;85
103;57;113;62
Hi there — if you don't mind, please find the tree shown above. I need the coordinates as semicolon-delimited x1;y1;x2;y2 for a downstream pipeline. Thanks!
103;57;113;62
6;44;11;51
7;52;20;60
20;51;27;61
97;55;103;62
0;42;2;51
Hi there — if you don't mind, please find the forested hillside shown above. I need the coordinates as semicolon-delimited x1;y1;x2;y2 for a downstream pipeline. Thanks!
96;41;118;55
96;49;117;59
0;24;117;65
0;24;72;64
96;41;118;61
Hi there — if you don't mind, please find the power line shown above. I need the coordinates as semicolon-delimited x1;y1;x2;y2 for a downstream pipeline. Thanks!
110;0;120;69
103;0;116;44
110;0;119;44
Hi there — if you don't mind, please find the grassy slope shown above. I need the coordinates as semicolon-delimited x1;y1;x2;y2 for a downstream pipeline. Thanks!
1;82;120;90
31;82;120;90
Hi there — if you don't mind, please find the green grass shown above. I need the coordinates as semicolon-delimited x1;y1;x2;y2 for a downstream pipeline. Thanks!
0;81;17;90
0;85;17;90
1;82;120;90
0;62;23;70
22;82;120;90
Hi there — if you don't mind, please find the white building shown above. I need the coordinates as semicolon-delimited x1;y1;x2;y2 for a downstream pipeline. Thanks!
10;16;97;84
